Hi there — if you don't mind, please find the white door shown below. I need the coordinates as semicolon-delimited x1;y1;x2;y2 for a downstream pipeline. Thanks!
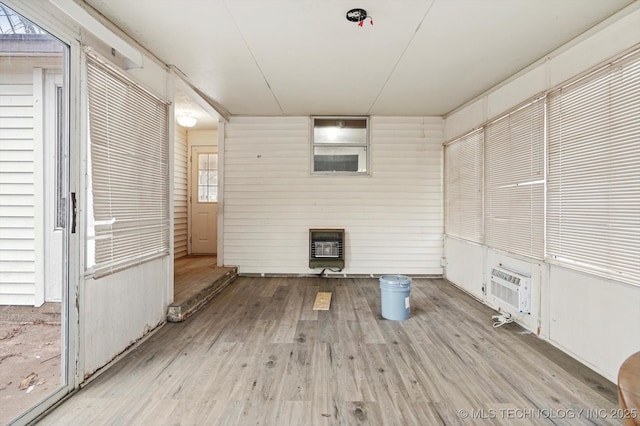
190;147;218;254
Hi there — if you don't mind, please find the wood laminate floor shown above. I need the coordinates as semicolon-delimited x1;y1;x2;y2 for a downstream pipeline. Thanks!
173;256;222;305
38;277;619;425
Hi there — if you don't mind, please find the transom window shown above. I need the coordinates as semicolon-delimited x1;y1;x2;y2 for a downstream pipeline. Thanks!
312;117;369;174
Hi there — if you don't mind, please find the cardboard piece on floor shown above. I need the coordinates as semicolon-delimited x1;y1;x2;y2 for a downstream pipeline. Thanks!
313;292;332;311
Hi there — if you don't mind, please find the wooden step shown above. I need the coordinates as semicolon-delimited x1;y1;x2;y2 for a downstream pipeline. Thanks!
167;266;238;322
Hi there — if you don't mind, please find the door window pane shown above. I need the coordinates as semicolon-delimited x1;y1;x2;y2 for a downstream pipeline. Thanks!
198;153;217;202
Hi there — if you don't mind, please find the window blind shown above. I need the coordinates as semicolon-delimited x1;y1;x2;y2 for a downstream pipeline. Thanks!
547;51;640;285
444;129;483;243
87;57;169;278
484;98;545;259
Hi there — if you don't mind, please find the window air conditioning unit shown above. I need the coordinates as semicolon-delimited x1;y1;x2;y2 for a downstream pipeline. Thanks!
490;266;531;314
309;229;344;269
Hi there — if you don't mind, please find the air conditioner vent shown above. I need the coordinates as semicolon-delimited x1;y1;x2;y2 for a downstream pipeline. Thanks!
490;266;531;314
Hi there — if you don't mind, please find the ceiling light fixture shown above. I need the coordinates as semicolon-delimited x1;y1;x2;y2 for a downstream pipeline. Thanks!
177;114;197;128
346;8;373;26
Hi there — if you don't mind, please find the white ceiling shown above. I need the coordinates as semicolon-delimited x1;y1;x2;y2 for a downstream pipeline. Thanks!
85;0;634;126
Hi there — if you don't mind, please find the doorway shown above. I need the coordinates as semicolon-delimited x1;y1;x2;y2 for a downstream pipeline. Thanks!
189;146;218;254
0;3;72;423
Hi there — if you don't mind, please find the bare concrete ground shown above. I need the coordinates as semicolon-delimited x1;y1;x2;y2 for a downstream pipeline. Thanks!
0;305;61;425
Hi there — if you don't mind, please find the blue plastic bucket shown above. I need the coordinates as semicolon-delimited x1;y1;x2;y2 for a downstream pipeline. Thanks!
379;275;411;320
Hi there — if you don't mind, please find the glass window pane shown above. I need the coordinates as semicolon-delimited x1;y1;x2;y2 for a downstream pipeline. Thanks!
197;153;217;202
0;3;69;422
198;153;208;169
314;146;367;172
313;118;367;144
312;117;368;174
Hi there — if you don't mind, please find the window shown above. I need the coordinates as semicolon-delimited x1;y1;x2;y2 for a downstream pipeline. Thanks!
444;129;483;243
444;99;545;259
484;98;545;259
312;117;368;174
86;55;169;278
198;153;218;202
547;50;640;285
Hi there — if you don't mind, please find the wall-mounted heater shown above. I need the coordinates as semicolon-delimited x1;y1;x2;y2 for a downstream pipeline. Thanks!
309;229;344;269
490;266;531;314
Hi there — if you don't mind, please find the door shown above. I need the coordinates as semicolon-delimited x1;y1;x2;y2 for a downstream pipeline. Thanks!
0;3;74;424
190;146;218;254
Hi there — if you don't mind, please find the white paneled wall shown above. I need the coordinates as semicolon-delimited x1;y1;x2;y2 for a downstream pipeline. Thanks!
223;116;444;275
443;236;484;300
548;265;640;381
188;129;218;147
173;126;188;259
83;257;168;375
0;73;37;305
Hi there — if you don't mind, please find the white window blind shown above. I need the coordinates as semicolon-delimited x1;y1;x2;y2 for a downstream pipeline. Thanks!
547;51;640;285
444;129;483;243
484;98;545;259
87;57;169;278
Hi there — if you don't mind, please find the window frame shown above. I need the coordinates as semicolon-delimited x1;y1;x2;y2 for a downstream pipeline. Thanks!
85;54;170;278
310;116;370;176
546;50;640;285
444;129;484;243
484;97;546;260
196;152;218;203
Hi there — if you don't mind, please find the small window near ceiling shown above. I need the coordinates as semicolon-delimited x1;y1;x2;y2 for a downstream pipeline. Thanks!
312;117;369;174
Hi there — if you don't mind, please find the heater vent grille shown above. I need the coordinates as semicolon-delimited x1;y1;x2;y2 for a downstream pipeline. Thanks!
312;241;342;258
309;229;345;269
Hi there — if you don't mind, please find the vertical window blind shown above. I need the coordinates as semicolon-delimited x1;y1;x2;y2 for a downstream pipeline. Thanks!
547;51;640;284
444;129;483;243
87;56;169;278
484;98;545;259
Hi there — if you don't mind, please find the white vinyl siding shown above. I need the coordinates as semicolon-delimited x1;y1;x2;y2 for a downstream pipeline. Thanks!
444;130;483;243
484;98;545;259
547;50;640;285
223;116;443;275
174;126;188;259
0;73;37;305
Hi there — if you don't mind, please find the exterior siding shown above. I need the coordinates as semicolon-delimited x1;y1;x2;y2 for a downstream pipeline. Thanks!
174;126;188;259
0;74;36;305
223;116;444;275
